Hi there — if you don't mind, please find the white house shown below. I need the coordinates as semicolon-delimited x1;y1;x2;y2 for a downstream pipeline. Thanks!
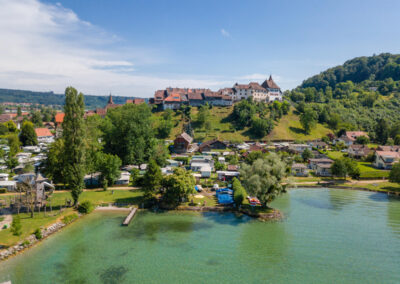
115;171;131;185
291;163;309;177
288;144;312;153
35;128;54;144
0;173;9;181
373;151;400;169
0;180;17;191
315;164;332;176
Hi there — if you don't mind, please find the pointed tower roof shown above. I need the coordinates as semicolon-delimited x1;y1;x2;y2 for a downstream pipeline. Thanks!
107;93;114;105
262;75;280;90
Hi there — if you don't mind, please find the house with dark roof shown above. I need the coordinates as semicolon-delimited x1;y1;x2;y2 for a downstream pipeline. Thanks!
261;75;282;102
198;139;227;153
337;131;369;146
348;145;372;159
173;133;193;153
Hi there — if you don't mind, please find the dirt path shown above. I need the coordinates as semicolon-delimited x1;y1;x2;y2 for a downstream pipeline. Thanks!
0;209;12;230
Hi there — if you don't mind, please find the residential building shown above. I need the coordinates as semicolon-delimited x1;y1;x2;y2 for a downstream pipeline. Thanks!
173;133;193;153
337;131;369;146
348;145;372;159
288;144;312;153
315;163;332;176
373;151;400;169
291;163;309;177
35;128;54;143
308;158;333;170
198;139;227;153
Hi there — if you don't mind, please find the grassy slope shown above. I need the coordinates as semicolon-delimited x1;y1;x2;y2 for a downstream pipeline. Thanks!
155;107;332;142
267;110;332;141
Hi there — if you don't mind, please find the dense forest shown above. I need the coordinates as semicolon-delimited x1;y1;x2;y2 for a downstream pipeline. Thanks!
287;53;400;143
0;88;140;109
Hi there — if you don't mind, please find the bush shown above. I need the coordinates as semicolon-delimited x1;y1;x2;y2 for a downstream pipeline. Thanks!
11;215;22;236
78;201;94;214
0;188;7;194
22;240;30;246
34;228;42;240
61;213;78;224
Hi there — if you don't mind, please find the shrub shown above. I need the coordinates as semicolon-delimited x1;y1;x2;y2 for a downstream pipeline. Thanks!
232;178;246;207
34;228;42;240
78;201;94;214
11;215;22;236
2;224;7;229
0;188;7;194
61;213;78;224
22;240;30;246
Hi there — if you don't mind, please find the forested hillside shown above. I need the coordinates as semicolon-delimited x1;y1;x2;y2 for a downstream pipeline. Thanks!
287;53;400;144
0;88;139;109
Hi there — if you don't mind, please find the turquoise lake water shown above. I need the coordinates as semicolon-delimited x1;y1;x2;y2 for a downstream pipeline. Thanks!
0;188;399;283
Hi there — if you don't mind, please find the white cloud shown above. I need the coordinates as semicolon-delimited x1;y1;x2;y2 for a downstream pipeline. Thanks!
0;0;230;97
221;28;231;38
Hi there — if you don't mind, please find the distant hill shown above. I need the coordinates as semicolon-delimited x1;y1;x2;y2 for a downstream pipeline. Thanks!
300;53;400;90
0;88;141;109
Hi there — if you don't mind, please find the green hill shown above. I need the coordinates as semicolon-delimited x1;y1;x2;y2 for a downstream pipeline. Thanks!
0;88;140;109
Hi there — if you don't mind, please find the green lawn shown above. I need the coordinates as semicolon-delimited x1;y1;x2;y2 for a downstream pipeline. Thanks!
0;189;144;247
184;193;217;207
357;162;389;179
268;110;332;141
326;151;345;160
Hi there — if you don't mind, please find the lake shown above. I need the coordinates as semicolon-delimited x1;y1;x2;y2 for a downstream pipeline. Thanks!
0;188;399;283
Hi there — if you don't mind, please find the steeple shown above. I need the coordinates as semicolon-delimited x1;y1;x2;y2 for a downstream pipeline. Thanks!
107;93;114;105
269;74;272;81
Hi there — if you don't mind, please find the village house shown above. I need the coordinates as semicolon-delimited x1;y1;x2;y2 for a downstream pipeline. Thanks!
373;151;400;169
173;133;193;153
217;171;240;181
261;75;283;102
288;143;312;153
347;144;372;159
337;131;369;146
308;140;328;150
35;128;54;144
308;158;333;170
291;163;309;177
315;163;332;176
198;139;227;153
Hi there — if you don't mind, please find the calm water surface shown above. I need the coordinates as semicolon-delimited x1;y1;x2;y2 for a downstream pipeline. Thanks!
0;188;399;283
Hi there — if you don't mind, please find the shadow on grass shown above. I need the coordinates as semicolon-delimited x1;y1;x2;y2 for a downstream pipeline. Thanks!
381;186;400;193
289;126;306;135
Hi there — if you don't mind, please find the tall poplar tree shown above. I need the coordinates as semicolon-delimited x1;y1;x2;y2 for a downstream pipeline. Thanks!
63;87;86;205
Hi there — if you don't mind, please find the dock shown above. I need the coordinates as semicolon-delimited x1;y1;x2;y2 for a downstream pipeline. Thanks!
122;207;137;226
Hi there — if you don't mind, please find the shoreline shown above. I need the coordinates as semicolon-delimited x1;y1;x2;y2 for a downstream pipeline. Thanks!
291;183;400;196
1;185;397;262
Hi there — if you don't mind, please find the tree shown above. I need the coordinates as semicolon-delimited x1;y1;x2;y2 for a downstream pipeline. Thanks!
84;114;104;175
394;134;400;145
389;163;400;184
375;118;389;145
300;107;317;134
19;121;38;146
232;178;246;207
11;215;22;236
142;159;162;197
355;135;369;145
43;138;66;184
161;168;195;207
63;87;86;206
102;103;155;165
157;118;173;139
214;161;226;171
197;105;210;128
331;158;360;179
301;148;313;161
17;106;22;117
31;111;43;127
250;118;274;138
7;134;20;157
96;152;122;187
5;121;17;133
240;153;288;208
327;113;341;130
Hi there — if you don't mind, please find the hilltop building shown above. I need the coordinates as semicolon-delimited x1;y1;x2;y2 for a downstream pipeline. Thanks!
152;75;282;108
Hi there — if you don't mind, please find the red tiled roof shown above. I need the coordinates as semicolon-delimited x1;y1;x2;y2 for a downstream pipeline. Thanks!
35;128;53;137
164;94;181;102
55;113;65;123
0;114;13;123
188;93;203;100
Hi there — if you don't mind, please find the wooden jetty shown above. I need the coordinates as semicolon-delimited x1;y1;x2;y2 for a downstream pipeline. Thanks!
122;207;137;226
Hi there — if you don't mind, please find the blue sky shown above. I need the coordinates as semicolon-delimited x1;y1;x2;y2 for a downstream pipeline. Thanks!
1;0;400;97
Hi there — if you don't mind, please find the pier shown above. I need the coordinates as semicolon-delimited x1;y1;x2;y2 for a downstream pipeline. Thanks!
122;208;137;226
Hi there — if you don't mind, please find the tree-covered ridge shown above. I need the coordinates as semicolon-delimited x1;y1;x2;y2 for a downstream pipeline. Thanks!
0;88;140;109
287;53;400;141
301;53;400;90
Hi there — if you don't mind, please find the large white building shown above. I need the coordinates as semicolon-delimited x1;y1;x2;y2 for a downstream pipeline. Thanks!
226;76;283;103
